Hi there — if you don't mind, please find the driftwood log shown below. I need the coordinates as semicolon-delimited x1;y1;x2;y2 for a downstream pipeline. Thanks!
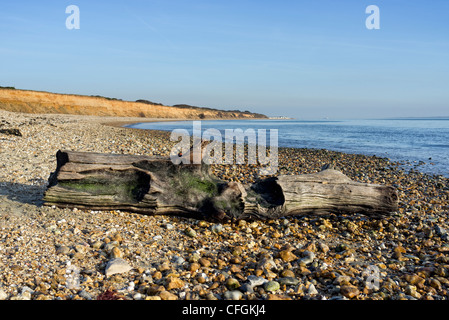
43;150;398;221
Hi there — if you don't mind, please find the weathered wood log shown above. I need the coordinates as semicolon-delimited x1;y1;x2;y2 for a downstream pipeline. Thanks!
43;150;398;221
243;170;398;219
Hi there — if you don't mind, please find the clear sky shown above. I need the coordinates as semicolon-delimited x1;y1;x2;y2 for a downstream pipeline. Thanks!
1;0;448;119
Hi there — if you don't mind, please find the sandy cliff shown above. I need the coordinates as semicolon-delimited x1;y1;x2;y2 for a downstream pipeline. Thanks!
0;88;267;119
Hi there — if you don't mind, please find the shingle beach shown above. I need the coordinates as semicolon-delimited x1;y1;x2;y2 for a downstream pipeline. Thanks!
1;109;448;300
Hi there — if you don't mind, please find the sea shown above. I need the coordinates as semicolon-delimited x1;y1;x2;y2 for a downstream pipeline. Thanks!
126;118;449;178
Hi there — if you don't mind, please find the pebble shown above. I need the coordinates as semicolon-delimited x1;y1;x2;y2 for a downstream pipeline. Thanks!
184;227;197;238
189;262;201;272
279;250;297;262
198;258;211;268
226;278;241;290
247;275;268;288
165;277;185;290
79;290;93;300
224;290;243;300
263;281;280;292
105;258;132;277
211;224;223;234
56;245;71;255
239;283;254;294
172;255;185;266
307;283;319;296
159;290;178;300
0;289;8;300
111;247;123;258
299;251;315;266
278;277;300;286
340;285;360;299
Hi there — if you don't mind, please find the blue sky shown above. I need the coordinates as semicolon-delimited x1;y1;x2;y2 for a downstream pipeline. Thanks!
0;0;448;119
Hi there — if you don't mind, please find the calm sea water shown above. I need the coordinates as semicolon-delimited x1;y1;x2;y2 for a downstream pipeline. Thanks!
127;119;449;177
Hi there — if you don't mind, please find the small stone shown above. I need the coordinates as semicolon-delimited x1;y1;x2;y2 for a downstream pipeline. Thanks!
340;285;359;299
74;244;88;254
56;245;70;255
230;256;242;264
334;275;352;286
335;243;349;252
157;261;170;272
226;278;241;290
198;258;211;268
105;258;132;277
111;233;123;243
404;274;425;288
159;290;178;300
92;241;103;249
230;264;241;273
165;277;185;290
198;220;208;228
184;227;197;238
211;224;223;234
133;293;143;300
189;262;201;272
209;282;220;290
429;279;442;291
232;246;244;256
224;290;243;300
405;285;421;299
263;281;280;292
280;269;295;278
146;296;162;300
79;290;92;300
299;266;312;276
103;241;119;252
318;242;330;254
279;250;297;262
307;283;318;296
189;253;201;263
247;275;268;288
299;251;315;266
111;247;123;258
278;277;300;286
257;256;276;270
393;245;406;259
206;292;218;300
0;289;8;300
196;275;206;284
172;255;185;266
239;283;254;293
268;294;292;300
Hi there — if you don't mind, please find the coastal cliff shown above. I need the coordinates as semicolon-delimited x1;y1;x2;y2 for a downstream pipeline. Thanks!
0;88;267;120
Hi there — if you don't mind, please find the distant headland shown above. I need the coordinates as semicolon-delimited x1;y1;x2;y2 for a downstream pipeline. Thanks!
0;86;267;120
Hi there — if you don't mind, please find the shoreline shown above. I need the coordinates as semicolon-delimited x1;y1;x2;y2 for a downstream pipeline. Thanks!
1;109;448;301
116;118;449;179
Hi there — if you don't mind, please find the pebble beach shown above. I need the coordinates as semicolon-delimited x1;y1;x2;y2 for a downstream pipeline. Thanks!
1;109;449;301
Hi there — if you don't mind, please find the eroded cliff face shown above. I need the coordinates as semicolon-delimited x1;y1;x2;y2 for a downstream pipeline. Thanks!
0;89;267;119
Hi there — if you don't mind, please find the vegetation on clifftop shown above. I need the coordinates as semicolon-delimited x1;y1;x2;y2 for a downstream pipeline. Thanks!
0;87;268;119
